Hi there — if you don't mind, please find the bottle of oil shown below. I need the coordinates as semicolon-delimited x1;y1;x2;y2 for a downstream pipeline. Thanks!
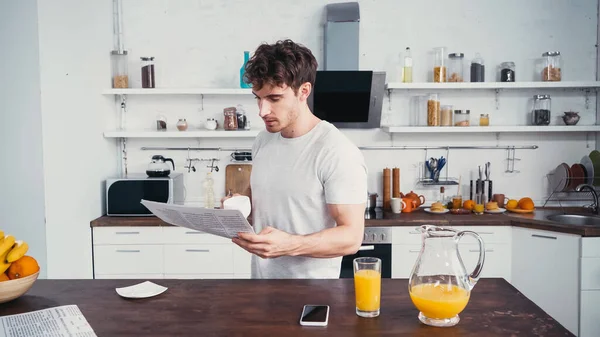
203;172;215;209
403;47;413;83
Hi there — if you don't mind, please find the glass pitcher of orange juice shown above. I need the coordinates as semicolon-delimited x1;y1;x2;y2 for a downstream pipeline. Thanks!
408;225;485;327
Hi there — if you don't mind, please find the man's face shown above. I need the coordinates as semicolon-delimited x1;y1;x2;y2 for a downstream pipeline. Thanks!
252;83;310;133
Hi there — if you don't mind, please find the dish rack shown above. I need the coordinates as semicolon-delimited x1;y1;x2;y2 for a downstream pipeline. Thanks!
542;172;598;207
416;148;459;186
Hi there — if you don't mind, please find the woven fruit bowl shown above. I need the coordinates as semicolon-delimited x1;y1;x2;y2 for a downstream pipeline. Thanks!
0;271;39;304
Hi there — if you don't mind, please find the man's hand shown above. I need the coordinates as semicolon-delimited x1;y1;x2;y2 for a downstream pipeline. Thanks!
232;227;302;259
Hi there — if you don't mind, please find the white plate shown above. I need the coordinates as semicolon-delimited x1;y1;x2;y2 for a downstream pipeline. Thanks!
484;208;506;214
116;281;168;299
424;208;449;214
581;155;594;185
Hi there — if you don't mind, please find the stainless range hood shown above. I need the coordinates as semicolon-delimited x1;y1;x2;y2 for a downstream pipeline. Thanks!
308;2;385;129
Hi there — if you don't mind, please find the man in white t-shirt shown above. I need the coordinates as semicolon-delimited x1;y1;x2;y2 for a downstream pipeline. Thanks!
224;39;368;279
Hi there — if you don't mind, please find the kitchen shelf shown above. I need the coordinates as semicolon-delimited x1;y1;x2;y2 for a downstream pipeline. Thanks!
102;88;253;95
386;81;600;90
382;125;600;134
103;129;260;138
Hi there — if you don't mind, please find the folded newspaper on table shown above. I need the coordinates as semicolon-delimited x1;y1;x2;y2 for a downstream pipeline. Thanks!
140;200;255;239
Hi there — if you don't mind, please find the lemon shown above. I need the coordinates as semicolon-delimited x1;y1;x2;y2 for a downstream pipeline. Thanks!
506;199;518;210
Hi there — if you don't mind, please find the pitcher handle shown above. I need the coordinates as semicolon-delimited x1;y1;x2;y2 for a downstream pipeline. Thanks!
455;231;486;290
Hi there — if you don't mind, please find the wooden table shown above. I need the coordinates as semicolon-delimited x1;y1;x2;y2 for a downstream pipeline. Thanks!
0;278;572;336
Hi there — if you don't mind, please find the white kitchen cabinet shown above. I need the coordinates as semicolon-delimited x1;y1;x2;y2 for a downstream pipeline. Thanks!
93;245;164;275
511;227;580;336
392;226;512;281
92;227;252;279
580;238;600;337
95;274;164;279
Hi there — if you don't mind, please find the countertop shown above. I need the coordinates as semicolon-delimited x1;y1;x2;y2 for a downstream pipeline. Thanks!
0;278;572;336
91;207;600;236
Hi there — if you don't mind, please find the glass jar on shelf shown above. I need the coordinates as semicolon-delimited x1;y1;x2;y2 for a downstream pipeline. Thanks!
448;53;464;82
470;53;485;82
479;114;490;126
500;62;515;82
111;50;128;88
141;56;156;88
427;94;440;126
440;105;453;126
541;52;562;82
176;119;188;131
532;95;551;125
223;107;238;130
454;110;470;127
432;47;447;83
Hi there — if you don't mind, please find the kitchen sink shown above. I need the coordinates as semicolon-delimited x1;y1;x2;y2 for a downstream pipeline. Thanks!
546;214;600;226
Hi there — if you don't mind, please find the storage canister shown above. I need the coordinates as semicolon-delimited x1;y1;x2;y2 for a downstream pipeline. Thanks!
500;62;515;82
532;95;551;125
448;53;465;82
111;50;128;88
454;110;470;126
440;105;453;126
427;94;440;126
542;52;561;81
470;53;485;82
433;47;447;83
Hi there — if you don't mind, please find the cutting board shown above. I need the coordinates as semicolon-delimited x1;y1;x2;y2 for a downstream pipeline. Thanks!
225;164;252;201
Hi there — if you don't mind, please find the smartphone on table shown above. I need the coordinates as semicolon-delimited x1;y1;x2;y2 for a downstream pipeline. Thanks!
299;304;329;327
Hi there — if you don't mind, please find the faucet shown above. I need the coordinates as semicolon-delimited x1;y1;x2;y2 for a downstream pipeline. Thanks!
575;184;600;215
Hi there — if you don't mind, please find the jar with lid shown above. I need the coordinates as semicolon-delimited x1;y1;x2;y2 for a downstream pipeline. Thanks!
454;110;470;127
448;53;464;82
440;105;453;126
532;95;551;125
470;53;485;82
141;57;156;88
500;62;515;82
223;107;238;130
479;114;490;126
205;118;217;130
176;119;188;131
236;104;247;129
432;47;447;83
111;50;129;88
542;52;561;81
427;94;440;126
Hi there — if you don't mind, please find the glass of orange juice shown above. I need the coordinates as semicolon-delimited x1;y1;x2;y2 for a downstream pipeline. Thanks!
353;257;381;318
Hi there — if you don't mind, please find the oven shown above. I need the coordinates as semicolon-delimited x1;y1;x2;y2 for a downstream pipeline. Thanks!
340;227;392;278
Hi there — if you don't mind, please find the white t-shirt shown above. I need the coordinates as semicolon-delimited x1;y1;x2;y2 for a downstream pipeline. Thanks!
249;121;368;279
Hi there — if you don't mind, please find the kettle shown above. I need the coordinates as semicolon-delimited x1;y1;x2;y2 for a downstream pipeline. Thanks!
146;155;175;177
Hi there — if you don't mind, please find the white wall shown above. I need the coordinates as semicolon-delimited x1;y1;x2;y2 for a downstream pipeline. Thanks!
118;0;597;207
37;0;117;278
0;0;48;278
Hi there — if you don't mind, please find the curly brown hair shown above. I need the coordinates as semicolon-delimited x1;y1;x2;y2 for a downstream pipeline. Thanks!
243;39;318;93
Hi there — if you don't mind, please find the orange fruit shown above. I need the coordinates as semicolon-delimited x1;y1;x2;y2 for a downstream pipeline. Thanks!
463;200;475;210
506;199;518;210
7;256;39;280
518;197;535;210
0;273;9;282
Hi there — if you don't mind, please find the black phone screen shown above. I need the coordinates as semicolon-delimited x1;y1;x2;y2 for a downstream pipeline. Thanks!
301;305;328;322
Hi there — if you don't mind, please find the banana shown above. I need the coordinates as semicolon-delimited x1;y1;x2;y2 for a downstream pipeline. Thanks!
7;241;28;263
0;231;4;240
0;250;10;274
0;236;15;257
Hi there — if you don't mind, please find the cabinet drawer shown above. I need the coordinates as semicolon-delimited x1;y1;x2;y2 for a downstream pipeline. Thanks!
162;227;231;244
458;244;511;280
581;257;600;290
391;244;421;278
580;290;600;337
93;227;163;245
451;226;511;244
93;245;163;275
233;246;252;275
95;274;163;279
391;227;427;245
165;274;235;279
582;237;600;257
164;244;234;274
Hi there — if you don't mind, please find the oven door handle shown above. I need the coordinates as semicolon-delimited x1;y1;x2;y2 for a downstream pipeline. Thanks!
358;245;375;251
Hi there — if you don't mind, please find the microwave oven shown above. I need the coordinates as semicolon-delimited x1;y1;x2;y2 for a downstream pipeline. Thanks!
105;173;184;216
